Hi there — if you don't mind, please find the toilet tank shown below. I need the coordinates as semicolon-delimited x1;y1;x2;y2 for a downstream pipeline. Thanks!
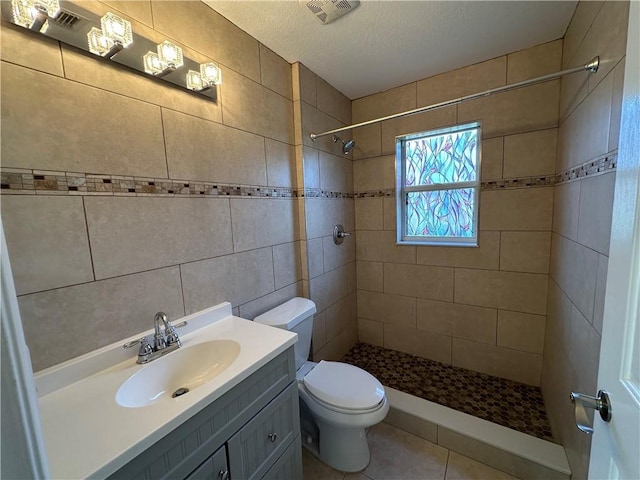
254;297;317;370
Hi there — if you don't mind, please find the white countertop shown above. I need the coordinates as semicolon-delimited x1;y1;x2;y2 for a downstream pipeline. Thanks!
35;302;297;479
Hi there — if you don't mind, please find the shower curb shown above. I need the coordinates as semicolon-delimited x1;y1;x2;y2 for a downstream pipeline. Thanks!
384;387;571;480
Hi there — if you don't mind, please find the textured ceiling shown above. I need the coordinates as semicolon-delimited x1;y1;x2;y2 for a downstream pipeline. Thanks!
205;1;577;100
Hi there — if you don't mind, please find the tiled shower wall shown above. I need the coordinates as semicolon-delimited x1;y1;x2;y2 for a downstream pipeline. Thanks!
292;63;358;361
542;1;629;479
352;41;564;387
0;1;304;372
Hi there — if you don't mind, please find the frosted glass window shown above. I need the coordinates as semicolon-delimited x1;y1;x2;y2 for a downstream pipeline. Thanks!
396;122;481;246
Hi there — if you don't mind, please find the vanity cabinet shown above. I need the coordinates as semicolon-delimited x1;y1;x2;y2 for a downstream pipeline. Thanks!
107;347;302;480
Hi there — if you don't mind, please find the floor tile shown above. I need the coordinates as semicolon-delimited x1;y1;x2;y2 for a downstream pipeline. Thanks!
302;448;345;480
342;343;554;441
362;422;449;480
444;451;520;480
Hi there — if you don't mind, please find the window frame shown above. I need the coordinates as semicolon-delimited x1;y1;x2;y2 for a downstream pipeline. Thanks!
395;121;482;247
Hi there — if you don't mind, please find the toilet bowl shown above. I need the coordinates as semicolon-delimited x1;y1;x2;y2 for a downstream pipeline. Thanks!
254;297;388;472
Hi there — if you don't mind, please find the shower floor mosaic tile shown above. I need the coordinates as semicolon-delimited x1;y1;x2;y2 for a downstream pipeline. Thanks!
341;343;554;442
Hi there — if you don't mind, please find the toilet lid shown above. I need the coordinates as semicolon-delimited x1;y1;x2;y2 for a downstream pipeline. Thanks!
303;361;385;410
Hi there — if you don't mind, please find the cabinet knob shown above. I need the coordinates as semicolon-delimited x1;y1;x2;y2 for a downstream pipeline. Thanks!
268;432;278;443
218;469;229;480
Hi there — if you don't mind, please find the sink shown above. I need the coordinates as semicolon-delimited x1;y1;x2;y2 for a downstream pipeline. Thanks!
116;340;241;408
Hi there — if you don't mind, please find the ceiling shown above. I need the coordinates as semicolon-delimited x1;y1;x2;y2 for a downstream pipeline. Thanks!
204;1;577;100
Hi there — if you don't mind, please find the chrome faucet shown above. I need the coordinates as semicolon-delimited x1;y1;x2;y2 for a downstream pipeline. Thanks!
123;312;186;364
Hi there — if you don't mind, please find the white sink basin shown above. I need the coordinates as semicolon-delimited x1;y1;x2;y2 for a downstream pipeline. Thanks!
116;340;241;408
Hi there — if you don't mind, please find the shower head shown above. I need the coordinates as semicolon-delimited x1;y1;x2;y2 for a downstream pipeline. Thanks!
332;135;356;155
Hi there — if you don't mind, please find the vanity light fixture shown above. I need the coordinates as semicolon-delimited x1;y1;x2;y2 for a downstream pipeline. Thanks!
11;0;59;32
144;40;184;77
143;51;164;75
186;63;223;92
86;12;132;58
186;70;204;91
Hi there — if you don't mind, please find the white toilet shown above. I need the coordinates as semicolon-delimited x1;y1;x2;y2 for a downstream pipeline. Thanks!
254;297;388;472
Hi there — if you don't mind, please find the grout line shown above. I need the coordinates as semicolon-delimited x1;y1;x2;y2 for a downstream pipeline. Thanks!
178;264;187;317
159;107;170;178
81;196;97;282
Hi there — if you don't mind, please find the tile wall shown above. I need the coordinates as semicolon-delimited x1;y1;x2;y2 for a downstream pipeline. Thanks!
352;40;565;387
0;0;304;371
292;63;358;361
541;2;629;479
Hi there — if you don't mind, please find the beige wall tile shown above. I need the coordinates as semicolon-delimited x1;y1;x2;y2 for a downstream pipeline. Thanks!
549;233;598;320
380;106;457;155
503;129;557;178
163;109;266;185
558;66;589;122
577;172;615;254
265;138;296;188
416;231;500;270
316;77;351;125
356;230;416;264
353;83;416;122
458;81;559;138
481;137;504;181
455;269;548;315
305;198;354;239
609;59;625;152
353;124;382;160
322;235;355;272
307;238;324;279
326;293;356;341
497;310;546;354
1;196;94;295
293;99;303;145
309;265;348;313
303;146;320;189
222;69;294;144
61;46;222;124
151;1;260;81
452;338;543;385
181;248;275;313
1;63;167;176
356;261;383;292
19;266;184;371
353;155;396;191
562;1;604;66
347;260;356;294
85;197;232;280
552;181;580;240
358;318;383;346
507;40;563;83
384;263;454;302
314;320;356;361
417;299;497;344
569;305;601;395
557;72;613;171
593;254;608;335
357;290;416;328
417;57;506;108
312;310;327;354
237;282;301;320
500;231;551;274
259;44;292;100
383;324;452;364
230;198;297;252
383;197;397;231
480;187;553;231
273;242;302;289
301;102;346;152
355;197;383;231
295;63;317;106
100;1;153;25
546;279;574;354
319;151;353;192
1;21;63;76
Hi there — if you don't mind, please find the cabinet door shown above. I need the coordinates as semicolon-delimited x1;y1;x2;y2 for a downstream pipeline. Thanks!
228;383;299;480
186;445;229;480
262;436;302;480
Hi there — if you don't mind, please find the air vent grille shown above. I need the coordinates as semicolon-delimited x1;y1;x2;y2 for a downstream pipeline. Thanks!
300;0;360;25
52;10;81;28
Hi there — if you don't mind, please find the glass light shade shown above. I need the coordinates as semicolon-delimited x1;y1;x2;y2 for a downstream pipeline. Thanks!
100;12;133;48
143;51;164;75
186;70;204;91
157;40;183;69
11;0;59;29
87;27;114;56
200;63;222;86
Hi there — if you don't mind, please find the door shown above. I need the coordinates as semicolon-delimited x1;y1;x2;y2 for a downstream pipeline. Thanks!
588;3;640;479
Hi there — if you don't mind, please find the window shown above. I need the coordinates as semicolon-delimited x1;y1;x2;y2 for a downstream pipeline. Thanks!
396;122;481;246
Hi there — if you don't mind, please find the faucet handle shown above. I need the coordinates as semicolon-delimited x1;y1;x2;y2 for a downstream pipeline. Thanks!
123;337;153;357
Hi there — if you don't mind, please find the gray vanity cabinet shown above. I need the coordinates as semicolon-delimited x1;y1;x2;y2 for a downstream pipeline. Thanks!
107;347;302;480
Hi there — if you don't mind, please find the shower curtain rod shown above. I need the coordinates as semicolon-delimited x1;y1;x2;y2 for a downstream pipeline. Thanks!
309;56;600;141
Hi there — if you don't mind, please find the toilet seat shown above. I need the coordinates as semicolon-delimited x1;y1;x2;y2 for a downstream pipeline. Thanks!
302;361;385;412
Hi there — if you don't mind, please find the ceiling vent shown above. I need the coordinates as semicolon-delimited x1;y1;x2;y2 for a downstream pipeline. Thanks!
300;0;360;25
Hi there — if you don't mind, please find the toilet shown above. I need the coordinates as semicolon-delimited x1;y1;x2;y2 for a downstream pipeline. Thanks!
254;297;388;472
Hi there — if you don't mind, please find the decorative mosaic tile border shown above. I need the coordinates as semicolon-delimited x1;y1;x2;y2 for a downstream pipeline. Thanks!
555;151;617;185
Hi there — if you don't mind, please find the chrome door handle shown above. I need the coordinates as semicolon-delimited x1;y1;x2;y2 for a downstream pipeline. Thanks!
570;390;612;434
